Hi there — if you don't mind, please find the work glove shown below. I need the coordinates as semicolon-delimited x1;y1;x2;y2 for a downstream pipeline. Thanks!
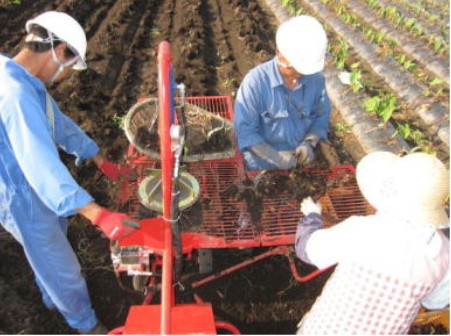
295;133;320;166
300;196;322;216
295;141;315;166
98;159;137;182
250;143;296;170
93;209;140;240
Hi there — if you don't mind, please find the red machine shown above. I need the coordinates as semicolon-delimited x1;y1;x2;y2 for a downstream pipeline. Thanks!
111;41;373;334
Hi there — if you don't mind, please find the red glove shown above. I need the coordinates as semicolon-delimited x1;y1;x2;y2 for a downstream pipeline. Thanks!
93;209;140;240
99;159;136;182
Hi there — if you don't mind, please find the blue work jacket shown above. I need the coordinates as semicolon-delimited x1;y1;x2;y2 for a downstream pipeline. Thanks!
233;57;331;170
0;54;99;218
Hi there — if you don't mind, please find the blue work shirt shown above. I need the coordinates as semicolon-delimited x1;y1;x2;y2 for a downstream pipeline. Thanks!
0;54;99;218
233;57;331;170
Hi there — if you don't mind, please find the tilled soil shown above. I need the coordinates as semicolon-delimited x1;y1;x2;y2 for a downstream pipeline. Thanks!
0;0;430;334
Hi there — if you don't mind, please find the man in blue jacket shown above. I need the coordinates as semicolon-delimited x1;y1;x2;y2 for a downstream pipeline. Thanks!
234;15;331;171
0;11;139;334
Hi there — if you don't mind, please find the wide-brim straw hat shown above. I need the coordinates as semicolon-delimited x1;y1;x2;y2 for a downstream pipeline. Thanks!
358;152;450;228
356;151;398;210
381;152;449;228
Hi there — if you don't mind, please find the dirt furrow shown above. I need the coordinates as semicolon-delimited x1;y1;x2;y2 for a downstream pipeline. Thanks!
0;0;50;53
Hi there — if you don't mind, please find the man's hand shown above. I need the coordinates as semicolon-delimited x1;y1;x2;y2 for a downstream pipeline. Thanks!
98;159;137;182
93;209;140;240
295;141;315;166
300;196;322;215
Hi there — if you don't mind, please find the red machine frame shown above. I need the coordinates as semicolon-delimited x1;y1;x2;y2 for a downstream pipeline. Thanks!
112;41;374;334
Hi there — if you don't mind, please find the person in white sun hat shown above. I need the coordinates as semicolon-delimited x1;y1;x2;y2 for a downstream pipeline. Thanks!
294;151;449;334
233;15;331;171
0;11;141;334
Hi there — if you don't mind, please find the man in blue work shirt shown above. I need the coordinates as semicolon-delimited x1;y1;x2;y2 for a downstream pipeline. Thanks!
234;15;331;171
0;11;140;334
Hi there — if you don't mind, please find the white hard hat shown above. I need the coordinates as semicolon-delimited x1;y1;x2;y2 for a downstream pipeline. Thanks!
276;15;327;75
26;11;87;70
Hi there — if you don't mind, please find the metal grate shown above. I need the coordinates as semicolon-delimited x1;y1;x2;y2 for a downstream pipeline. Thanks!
119;96;374;249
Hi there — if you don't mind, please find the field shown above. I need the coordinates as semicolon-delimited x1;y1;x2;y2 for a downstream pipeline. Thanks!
0;0;449;334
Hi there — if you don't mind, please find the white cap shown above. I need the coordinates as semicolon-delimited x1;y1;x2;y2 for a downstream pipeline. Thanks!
276;15;327;75
26;11;87;70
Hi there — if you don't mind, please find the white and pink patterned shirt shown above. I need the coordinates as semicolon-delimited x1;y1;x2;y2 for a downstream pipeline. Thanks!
295;213;449;334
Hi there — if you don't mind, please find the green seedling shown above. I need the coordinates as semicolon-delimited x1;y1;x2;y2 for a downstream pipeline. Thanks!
336;5;346;16
396;122;412;139
364;27;375;42
350;69;364;92
428;77;446;96
222;77;237;89
398;123;428;144
112;114;125;130
402;59;416;71
432;39;444;54
430;78;444;86
410;23;424;36
397;123;434;154
366;0;378;8
332;39;349;70
403;17;416;30
151;28;160;37
410;129;428;145
395;54;416;71
363;94;397;122
335;122;351;134
280;0;303;15
375;32;386;44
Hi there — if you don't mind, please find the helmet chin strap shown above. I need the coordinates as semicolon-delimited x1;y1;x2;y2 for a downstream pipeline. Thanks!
46;32;79;85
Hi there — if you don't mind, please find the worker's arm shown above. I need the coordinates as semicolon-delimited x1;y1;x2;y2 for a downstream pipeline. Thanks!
233;72;266;151
50;96;99;166
77;202;140;241
91;152;137;182
295;196;353;269
295;197;324;263
2;89;94;217
50;96;136;181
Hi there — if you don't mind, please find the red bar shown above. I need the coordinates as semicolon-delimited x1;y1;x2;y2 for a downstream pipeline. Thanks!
158;40;173;335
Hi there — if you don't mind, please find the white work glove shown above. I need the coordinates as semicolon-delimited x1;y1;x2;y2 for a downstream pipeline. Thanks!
300;196;322;215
